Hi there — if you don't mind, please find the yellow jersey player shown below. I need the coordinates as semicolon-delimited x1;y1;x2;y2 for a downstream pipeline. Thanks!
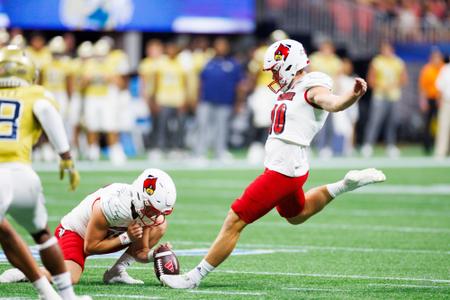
150;41;188;159
68;41;93;157
26;32;52;70
82;38;120;162
104;37;130;164
41;36;72;122
0;45;90;300
139;39;163;103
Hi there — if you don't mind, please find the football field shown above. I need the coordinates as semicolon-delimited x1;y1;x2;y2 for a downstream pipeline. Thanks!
1;158;449;299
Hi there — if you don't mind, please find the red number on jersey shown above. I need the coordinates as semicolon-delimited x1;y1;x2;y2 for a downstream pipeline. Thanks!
270;103;287;135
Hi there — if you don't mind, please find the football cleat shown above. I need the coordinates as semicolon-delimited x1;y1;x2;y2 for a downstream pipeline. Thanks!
160;274;199;289
0;268;27;283
103;268;144;285
343;168;386;191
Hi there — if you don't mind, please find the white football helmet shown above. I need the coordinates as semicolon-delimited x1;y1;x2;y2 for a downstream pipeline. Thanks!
48;36;66;54
263;39;309;93
131;169;176;227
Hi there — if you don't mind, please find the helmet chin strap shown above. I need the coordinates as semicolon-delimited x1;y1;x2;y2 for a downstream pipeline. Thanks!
268;79;285;94
138;213;165;227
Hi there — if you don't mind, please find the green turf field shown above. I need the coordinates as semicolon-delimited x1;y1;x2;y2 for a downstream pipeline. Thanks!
1;161;449;299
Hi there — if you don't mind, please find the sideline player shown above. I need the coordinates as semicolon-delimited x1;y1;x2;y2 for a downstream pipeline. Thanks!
2;168;176;285
0;45;88;299
160;39;386;288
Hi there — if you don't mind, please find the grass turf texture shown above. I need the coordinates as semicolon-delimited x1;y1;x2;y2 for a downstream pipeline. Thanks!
0;166;449;299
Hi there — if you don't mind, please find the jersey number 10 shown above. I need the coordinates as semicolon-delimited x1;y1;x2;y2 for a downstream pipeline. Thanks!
269;103;287;135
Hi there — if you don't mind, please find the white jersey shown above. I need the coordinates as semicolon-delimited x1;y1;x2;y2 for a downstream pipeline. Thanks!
61;183;138;238
264;72;333;177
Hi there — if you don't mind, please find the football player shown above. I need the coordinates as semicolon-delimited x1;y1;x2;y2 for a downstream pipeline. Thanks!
81;38;114;161
0;216;61;299
41;36;72;124
247;30;288;164
2;168;176;285
0;45;88;300
160;39;386;289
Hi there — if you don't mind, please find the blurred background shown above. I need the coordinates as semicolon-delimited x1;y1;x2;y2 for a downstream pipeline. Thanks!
1;0;450;165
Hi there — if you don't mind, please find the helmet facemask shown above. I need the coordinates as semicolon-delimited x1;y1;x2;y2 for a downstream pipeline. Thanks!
131;169;176;228
136;197;173;227
263;39;310;94
265;62;296;94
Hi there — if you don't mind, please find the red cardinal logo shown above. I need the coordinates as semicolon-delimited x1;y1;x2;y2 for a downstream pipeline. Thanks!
274;43;290;61
143;176;158;196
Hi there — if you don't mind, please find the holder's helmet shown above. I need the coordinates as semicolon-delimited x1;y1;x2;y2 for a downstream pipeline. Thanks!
131;169;176;226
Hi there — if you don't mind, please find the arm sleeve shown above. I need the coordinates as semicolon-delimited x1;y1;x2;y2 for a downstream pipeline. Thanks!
32;99;70;154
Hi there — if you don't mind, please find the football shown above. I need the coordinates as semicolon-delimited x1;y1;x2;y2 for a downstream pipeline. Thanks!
153;245;180;281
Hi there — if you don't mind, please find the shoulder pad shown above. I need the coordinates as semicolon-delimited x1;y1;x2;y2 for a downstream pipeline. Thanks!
301;72;333;91
100;184;134;226
26;85;58;108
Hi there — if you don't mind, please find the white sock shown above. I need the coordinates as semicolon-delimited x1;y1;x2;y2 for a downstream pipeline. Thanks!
52;272;76;300
326;179;346;198
188;259;215;282
111;252;136;273
32;276;60;299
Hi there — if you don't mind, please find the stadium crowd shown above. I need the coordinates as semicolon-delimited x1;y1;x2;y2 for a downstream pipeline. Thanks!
265;0;450;43
0;28;449;163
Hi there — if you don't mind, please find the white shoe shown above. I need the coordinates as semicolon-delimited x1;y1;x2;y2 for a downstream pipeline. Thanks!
148;149;163;161
319;147;333;159
87;145;100;161
0;268;27;283
110;144;127;166
387;145;400;158
361;144;373;158
344;168;386;191
42;144;56;162
247;142;265;164
38;292;62;300
103;268;144;285
74;296;92;300
160;274;199;289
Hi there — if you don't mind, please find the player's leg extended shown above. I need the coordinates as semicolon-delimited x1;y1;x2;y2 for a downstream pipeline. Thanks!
286;168;386;225
0;219;41;282
104;220;168;284
160;170;294;289
0;220;61;299
204;210;247;267
161;209;247;289
8;166;88;300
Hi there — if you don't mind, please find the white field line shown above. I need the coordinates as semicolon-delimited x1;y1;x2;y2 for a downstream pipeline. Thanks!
171;241;450;255
217;270;450;284
75;265;450;285
188;290;265;296
174;180;450;196
176;182;450;196
164;219;450;234
5;262;448;285
368;283;450;289
92;295;163;300
45;216;450;234
0;298;35;300
32;157;450;172
283;287;349;292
